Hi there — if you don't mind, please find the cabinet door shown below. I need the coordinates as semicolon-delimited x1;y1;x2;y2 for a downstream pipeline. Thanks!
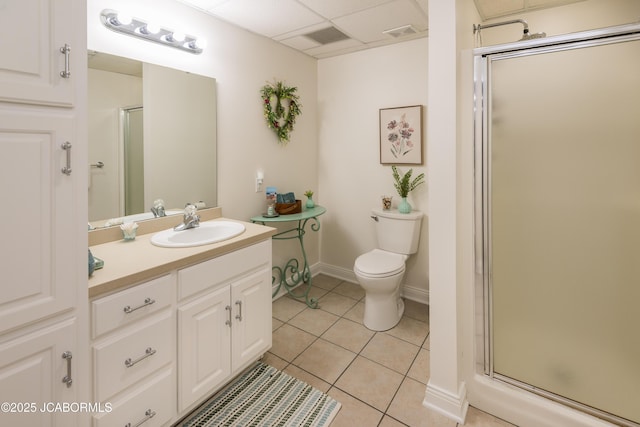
0;0;78;106
231;268;272;372
177;286;231;412
0;319;78;427
0;106;76;335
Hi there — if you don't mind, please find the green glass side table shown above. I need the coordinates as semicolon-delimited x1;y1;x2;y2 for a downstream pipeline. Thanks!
251;206;326;308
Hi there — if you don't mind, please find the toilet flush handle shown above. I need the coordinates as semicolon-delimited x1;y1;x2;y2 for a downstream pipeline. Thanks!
370;215;379;222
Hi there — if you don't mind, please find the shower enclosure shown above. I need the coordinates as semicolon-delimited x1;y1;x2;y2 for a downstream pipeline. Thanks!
474;24;640;426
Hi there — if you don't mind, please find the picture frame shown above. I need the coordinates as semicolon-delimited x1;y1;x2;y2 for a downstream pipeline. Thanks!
379;105;423;165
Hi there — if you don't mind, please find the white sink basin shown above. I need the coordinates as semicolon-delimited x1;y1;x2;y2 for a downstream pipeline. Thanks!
150;221;246;248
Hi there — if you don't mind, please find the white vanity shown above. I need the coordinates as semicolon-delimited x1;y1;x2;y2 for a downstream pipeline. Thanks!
88;208;275;426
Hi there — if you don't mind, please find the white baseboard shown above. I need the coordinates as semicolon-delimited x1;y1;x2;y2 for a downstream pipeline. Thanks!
317;262;430;305
424;381;469;424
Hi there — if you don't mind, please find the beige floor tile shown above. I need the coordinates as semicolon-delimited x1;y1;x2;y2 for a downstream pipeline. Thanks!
464;406;517;427
317;292;358;316
321;318;375;353
361;333;420;375
312;274;342;291
288;307;339;336
387;377;457;427
272;317;284;331
272;296;307;322
385;315;429;346
403;299;429;323
288;284;330;304
282;364;332;393
262;352;288;371
270;324;316;362
379;415;407;427
332;281;365;301
407;348;430;384
343;301;365;324
335;356;404;412
327;387;383;427
293;338;356;384
424;333;430;350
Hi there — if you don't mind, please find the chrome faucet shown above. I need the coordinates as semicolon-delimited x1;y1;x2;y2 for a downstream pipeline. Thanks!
151;199;166;218
173;204;200;231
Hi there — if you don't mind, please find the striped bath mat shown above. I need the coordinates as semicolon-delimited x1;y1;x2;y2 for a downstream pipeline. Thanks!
180;362;341;427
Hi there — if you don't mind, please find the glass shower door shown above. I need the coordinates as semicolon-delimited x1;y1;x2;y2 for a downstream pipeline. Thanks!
486;37;640;424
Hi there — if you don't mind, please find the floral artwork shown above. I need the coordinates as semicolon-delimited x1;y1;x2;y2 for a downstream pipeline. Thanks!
379;105;423;164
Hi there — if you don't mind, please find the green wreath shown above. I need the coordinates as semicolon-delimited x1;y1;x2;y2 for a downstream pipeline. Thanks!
260;81;301;145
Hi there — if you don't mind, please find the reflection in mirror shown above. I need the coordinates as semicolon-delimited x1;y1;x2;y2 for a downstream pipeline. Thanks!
88;51;217;228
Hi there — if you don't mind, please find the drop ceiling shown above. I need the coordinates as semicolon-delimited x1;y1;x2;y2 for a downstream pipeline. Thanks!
177;0;585;59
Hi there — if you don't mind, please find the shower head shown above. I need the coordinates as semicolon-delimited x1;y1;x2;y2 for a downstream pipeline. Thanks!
473;19;546;45
520;28;547;40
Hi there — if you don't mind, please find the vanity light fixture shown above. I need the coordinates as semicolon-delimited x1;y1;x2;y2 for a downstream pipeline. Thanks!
100;9;205;54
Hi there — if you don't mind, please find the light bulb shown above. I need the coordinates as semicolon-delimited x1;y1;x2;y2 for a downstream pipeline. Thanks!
171;32;185;42
115;12;132;26
140;23;160;35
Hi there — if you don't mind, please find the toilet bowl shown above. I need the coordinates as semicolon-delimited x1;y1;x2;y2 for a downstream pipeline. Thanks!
354;208;423;331
354;249;408;331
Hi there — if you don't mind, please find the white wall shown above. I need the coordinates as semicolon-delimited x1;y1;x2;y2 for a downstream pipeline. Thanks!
317;39;429;301
427;0;640;425
87;0;319;268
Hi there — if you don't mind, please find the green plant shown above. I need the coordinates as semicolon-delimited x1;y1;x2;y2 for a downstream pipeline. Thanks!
304;190;314;198
392;165;424;198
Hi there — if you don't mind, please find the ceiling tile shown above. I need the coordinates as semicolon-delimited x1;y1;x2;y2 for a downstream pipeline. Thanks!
303;38;364;56
474;0;524;20
333;0;427;43
297;0;395;19
279;35;322;50
176;0;228;10
207;0;326;38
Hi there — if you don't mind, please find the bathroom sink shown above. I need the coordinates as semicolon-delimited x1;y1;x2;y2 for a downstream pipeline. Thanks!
150;221;246;248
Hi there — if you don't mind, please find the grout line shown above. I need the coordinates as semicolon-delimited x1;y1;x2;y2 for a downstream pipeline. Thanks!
270;278;431;426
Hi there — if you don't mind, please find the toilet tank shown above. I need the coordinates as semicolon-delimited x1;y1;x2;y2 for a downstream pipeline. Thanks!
372;208;424;255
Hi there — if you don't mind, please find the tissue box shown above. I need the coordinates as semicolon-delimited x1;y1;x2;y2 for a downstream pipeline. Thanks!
276;200;302;215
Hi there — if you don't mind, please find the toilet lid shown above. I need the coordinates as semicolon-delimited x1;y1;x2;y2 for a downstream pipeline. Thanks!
354;250;405;277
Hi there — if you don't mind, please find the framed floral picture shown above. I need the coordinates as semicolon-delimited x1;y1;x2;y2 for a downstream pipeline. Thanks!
379;105;423;165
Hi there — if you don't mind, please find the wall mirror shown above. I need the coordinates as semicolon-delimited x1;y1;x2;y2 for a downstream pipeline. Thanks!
88;51;217;228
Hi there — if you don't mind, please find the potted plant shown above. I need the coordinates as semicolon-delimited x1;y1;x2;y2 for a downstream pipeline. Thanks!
391;165;424;213
304;190;315;208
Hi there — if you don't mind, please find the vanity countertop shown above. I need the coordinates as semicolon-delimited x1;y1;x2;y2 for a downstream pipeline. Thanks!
88;213;276;298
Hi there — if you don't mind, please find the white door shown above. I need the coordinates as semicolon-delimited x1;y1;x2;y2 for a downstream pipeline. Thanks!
177;286;231;412
0;319;78;427
0;106;76;334
0;0;76;106
231;269;272;372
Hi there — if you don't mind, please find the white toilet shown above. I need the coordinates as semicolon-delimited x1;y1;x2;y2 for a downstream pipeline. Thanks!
354;208;423;331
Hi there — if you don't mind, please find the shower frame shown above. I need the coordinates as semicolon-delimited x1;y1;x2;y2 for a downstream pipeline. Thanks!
473;22;640;427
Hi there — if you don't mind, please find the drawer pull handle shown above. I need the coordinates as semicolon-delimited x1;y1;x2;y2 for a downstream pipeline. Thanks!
235;300;243;321
124;347;156;368
125;409;156;427
225;305;232;326
61;351;73;388
123;298;155;314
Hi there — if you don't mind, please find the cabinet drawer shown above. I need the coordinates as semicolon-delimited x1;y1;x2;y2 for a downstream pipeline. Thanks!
91;274;173;339
93;311;173;402
178;240;271;300
92;366;174;427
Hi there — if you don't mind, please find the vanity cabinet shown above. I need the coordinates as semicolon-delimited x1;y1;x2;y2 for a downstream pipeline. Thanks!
0;0;88;425
91;274;176;427
177;240;272;412
89;239;272;425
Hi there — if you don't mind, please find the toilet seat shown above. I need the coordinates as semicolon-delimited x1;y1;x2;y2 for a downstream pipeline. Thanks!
354;249;406;278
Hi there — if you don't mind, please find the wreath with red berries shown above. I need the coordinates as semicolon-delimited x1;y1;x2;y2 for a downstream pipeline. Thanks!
260;81;301;145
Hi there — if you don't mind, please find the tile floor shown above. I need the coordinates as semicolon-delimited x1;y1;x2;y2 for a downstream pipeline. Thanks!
263;274;516;427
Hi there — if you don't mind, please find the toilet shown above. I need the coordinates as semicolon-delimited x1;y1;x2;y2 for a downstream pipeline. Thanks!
354;208;423;331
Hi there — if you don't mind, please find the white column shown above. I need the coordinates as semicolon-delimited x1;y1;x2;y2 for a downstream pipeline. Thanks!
423;0;468;423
